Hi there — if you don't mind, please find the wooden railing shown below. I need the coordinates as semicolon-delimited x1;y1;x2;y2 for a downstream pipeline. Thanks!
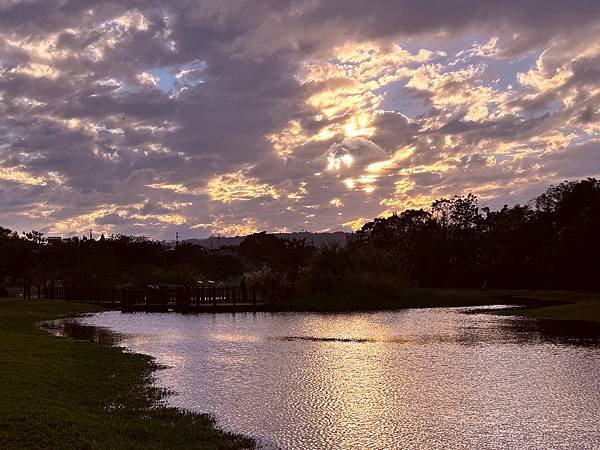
31;284;291;312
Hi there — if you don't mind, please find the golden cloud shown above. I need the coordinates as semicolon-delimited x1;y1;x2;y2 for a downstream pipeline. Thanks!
0;167;48;186
269;43;441;158
206;171;279;203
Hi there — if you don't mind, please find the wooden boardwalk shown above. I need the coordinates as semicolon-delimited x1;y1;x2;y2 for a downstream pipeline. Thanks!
31;284;289;313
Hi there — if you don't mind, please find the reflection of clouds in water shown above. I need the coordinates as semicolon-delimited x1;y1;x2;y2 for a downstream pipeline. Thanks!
79;308;600;449
211;333;262;344
128;335;152;346
152;351;187;368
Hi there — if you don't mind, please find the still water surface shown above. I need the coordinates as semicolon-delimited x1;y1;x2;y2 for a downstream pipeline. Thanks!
78;307;600;449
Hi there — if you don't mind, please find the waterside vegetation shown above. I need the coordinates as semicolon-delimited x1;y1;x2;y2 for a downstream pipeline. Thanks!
0;298;254;449
1;178;599;322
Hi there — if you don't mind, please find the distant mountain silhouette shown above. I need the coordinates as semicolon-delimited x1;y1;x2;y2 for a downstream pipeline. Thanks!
184;231;352;249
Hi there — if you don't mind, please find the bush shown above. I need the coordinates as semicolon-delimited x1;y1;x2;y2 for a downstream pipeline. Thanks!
297;242;409;294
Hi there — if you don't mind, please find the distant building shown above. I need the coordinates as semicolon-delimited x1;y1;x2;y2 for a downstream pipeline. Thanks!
46;236;62;245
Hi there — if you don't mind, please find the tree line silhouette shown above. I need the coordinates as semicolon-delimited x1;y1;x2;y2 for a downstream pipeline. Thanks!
1;178;599;297
353;178;600;291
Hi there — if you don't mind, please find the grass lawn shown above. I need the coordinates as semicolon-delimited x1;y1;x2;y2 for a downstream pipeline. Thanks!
491;290;600;323
0;298;254;449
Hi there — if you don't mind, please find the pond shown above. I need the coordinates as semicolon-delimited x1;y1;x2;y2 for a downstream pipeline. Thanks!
74;306;600;449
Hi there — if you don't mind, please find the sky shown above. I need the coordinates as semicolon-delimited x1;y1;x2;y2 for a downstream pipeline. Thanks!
0;1;599;239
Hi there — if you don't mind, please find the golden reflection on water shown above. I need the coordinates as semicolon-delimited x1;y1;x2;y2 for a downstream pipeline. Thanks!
211;333;261;344
79;308;600;450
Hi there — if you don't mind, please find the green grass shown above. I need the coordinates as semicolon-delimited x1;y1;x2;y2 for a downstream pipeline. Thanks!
0;298;254;449
290;287;600;323
492;290;600;323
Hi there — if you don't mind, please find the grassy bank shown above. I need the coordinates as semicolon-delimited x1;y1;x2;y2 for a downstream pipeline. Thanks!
290;288;600;323
492;290;600;323
0;299;253;449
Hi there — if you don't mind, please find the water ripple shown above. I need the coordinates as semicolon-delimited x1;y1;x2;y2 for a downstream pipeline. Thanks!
77;307;600;449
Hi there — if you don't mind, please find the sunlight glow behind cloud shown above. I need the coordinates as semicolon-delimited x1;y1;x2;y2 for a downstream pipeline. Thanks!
0;1;599;238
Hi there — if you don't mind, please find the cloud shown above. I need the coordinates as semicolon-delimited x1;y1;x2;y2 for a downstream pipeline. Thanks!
135;71;159;87
0;1;599;238
206;171;279;203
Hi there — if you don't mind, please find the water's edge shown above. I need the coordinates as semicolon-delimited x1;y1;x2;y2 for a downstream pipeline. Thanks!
38;316;263;448
39;306;600;450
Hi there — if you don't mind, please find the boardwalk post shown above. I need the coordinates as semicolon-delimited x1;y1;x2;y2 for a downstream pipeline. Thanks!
241;281;247;303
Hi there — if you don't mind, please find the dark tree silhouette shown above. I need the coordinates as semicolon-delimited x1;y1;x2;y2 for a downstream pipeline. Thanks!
1;178;599;295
